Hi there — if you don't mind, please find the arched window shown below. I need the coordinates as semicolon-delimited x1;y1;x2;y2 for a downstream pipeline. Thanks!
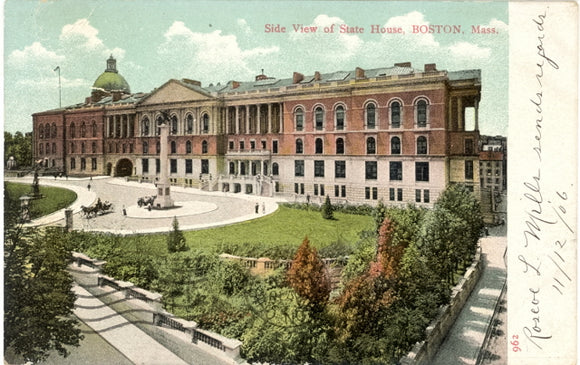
391;136;401;154
170;141;176;154
81;142;86;154
52;143;56;154
202;114;209;133
294;107;304;131
156;115;163;135
335;105;345;130
295;139;303;154
46;143;50;155
366;137;376;154
272;162;279;176
366;103;376;129
315;138;323;154
70;142;75;154
39;125;44;139
336;138;345;154
171;115;178;135
416;99;428;127
417;136;428;154
92;121;97;137
186;140;192;154
143;141;149;154
81;122;86;138
51;123;57;138
45;124;50;139
70;123;76;138
390;101;401;128
92;142;97;154
314;106;324;130
142;117;150;136
39;143;44;155
202;140;208;154
186;114;193;134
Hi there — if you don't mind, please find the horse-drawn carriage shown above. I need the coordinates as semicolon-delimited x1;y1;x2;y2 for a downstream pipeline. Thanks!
80;198;113;218
137;195;157;208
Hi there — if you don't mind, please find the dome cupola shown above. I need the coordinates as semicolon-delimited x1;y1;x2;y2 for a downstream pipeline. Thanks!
91;55;131;102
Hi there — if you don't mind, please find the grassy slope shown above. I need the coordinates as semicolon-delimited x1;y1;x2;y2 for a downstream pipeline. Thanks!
5;182;77;219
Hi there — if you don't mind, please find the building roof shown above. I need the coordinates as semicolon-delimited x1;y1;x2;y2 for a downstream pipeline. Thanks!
92;56;131;94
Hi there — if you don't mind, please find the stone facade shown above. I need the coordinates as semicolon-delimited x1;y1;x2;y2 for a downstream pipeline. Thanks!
33;60;482;206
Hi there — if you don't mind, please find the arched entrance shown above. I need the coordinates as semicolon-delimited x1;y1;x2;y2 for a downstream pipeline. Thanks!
115;159;133;177
106;163;113;176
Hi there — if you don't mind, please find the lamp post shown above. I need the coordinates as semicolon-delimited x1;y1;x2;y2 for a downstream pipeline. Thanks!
54;66;61;108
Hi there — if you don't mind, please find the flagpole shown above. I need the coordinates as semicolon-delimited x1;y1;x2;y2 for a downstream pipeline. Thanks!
54;66;61;108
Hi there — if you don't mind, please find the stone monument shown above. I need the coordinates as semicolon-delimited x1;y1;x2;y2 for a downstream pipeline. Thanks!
156;121;174;209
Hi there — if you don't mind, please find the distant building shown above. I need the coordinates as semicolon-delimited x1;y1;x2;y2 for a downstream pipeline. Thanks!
479;135;507;192
33;57;483;206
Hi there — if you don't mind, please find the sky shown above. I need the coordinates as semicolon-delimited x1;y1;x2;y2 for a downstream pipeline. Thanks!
3;0;508;136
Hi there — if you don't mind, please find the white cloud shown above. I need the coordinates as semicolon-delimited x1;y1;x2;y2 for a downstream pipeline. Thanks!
488;18;509;32
7;42;65;69
384;11;439;48
237;18;252;34
448;41;491;60
60;19;104;50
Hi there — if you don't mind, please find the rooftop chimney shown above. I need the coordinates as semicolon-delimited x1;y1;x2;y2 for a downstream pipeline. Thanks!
355;67;365;79
314;71;321;81
394;62;412;68
112;91;122;102
424;63;437;72
293;72;304;84
232;81;240;89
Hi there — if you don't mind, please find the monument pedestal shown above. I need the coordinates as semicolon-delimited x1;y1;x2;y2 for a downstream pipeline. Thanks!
156;183;174;209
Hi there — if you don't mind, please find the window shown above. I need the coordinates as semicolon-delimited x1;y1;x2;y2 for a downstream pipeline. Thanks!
91;122;97;137
70;158;75;170
416;99;428;127
465;160;474;180
336;138;345;154
91;158;97;171
390;161;402;180
272;140;278;154
46;143;50;155
186;141;192;154
424;190;430;203
465;139;474;155
397;188;403;201
186;159;193;173
80;158;86;171
366;137;376;154
52;123;57;138
52;143;56;154
272;163;279;176
296;139;303;154
240;162;246;175
156;159;160;173
315;107;324;130
365;161;377;180
92;142;97;154
315;138;323;154
295;160;304;177
372;187;378;200
417;136;427;154
261;140;267;149
156;142;161;154
390;101;401;128
143;141;149;154
171;115;178;135
142;159;149;173
415;162;429;182
295;107;304;131
314;184;319;196
170;159;177;173
250;141;256;150
335;105;345;130
201;159;209;174
366;103;376;129
389;188;395;201
335;161;346;178
229;141;234;150
391;137;401;154
70;123;76;138
341;185;346;197
416;189;422;203
365;187;371;200
365;187;377;200
70;143;75;153
314;160;325;177
170;141;176;154
202;114;209;133
81;142;86;154
39;143;43;155
186;114;194;134
39;125;44;139
239;141;245;150
202;140;208;154
142;117;150;136
81;122;86;138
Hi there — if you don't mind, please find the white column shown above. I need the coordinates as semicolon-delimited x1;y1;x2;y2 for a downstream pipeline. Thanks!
245;105;250;134
267;104;272;134
235;106;240;134
474;99;479;131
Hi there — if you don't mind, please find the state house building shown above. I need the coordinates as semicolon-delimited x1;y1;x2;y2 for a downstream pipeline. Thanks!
33;56;481;206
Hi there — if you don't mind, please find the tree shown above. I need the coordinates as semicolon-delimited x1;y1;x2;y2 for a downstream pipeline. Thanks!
321;195;334;220
287;237;331;312
4;226;83;363
4;131;32;168
167;216;188;253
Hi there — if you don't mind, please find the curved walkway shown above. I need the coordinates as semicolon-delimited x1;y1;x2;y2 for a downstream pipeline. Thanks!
7;176;283;235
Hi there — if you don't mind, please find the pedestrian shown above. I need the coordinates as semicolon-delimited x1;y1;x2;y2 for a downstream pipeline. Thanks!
306;194;311;204
262;202;265;214
122;205;127;216
87;183;91;191
148;203;152;212
255;202;259;214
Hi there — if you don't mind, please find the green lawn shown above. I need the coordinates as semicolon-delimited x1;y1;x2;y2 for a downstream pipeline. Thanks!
5;182;77;219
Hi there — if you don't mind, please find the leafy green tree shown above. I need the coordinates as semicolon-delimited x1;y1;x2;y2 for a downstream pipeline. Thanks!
321;195;334;220
4;131;32;168
167;216;188;253
4;226;83;363
287;237;331;312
